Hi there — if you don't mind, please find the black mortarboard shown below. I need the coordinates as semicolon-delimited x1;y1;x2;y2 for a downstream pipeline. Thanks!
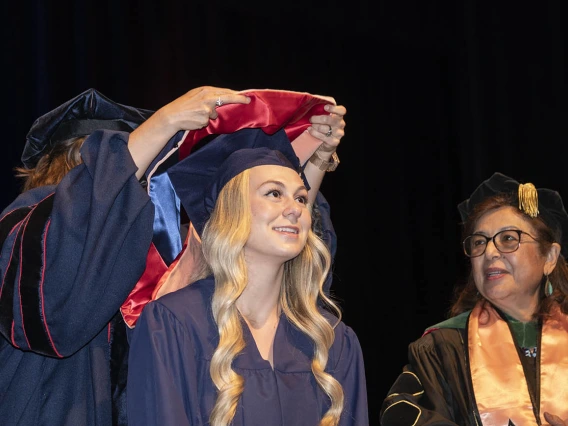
458;172;568;257
22;88;154;168
167;127;305;237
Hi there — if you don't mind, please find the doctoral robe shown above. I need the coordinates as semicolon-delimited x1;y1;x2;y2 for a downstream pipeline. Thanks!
380;302;568;425
0;130;155;426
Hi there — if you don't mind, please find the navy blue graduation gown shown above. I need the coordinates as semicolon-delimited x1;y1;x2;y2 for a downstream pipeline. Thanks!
0;130;155;426
127;277;369;426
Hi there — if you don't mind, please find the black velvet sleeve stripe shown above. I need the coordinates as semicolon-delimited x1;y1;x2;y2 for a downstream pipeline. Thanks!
0;206;33;341
19;194;58;356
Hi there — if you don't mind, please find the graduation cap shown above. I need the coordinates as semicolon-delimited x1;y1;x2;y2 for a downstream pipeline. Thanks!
121;90;337;327
22;88;154;168
458;172;568;257
167;127;305;238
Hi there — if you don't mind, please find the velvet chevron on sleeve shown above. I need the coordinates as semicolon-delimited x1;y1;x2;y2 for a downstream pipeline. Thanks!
0;130;155;426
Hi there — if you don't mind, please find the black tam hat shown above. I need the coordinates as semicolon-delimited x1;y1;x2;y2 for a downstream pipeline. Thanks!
22;88;154;168
458;172;568;257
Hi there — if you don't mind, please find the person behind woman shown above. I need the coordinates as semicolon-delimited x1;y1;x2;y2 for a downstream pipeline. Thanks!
0;86;251;426
126;127;369;426
380;172;568;425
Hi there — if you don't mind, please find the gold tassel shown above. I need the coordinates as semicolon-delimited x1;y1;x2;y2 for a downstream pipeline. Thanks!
518;183;539;218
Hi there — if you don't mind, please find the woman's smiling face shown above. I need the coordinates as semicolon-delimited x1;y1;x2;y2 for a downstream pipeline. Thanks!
244;165;311;264
470;206;548;317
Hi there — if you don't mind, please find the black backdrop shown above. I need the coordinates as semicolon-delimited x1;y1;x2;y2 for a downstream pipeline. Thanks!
5;2;568;424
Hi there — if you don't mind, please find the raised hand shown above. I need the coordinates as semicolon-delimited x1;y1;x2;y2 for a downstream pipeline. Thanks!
128;86;251;178
308;103;346;152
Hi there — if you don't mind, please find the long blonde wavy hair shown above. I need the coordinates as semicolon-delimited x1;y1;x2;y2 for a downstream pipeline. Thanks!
196;169;345;426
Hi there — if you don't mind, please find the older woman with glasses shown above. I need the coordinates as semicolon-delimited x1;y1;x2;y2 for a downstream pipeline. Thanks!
380;172;568;426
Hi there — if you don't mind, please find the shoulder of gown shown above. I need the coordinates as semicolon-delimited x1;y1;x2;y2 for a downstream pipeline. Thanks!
423;310;470;336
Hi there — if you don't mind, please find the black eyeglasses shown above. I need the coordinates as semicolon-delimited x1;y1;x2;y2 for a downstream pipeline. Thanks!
462;229;538;258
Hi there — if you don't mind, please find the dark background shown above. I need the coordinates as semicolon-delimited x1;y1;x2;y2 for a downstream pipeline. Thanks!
5;1;568;424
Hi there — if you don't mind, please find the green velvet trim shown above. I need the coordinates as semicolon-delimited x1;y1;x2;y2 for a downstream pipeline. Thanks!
425;311;470;332
502;313;538;348
425;309;538;348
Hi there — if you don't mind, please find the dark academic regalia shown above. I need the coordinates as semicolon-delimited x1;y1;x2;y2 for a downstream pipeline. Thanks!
0;131;155;426
127;277;369;426
380;301;568;425
380;323;478;425
0;88;346;426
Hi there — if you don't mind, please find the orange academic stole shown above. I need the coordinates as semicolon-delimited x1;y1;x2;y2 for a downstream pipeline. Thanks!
468;301;568;425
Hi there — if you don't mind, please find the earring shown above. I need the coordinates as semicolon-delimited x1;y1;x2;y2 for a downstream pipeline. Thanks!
545;275;553;297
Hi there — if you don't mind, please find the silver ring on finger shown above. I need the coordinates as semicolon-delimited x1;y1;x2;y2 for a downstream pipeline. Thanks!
215;97;223;107
325;125;333;137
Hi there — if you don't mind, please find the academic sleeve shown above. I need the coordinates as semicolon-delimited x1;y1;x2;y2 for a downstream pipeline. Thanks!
126;300;195;426
313;191;337;295
0;129;155;358
380;329;476;425
329;323;370;426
